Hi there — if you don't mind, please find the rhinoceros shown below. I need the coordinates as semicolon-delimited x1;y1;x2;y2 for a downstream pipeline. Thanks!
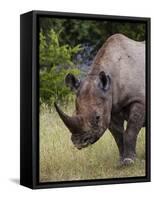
54;33;145;165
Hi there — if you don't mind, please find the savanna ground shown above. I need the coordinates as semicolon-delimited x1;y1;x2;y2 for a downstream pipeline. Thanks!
39;104;146;182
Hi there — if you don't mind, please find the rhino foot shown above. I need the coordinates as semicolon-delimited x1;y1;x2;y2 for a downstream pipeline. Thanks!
121;158;135;166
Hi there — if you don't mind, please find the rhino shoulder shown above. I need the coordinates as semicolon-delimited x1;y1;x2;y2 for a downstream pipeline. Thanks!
92;34;124;66
105;33;144;48
106;33;127;42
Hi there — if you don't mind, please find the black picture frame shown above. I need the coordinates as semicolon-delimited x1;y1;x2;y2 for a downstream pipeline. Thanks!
20;10;151;189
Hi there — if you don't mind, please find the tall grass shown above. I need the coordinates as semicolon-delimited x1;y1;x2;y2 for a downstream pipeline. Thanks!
39;104;145;182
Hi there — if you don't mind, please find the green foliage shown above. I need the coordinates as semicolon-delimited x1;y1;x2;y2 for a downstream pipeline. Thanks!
40;29;82;68
40;17;146;50
40;66;79;106
39;29;81;106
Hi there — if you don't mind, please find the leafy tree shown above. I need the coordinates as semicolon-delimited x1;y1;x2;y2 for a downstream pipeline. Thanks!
39;29;81;106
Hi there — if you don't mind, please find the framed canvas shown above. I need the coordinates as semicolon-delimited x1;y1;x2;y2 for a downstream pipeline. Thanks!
20;10;151;189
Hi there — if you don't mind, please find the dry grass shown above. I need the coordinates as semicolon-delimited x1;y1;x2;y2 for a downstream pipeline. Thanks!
39;105;145;182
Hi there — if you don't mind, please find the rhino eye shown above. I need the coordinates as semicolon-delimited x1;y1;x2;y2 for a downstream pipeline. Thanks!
96;115;100;122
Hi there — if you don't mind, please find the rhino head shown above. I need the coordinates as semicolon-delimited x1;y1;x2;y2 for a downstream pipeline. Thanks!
54;71;112;149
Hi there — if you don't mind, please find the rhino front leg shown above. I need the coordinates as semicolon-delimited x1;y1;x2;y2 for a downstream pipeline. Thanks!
109;115;124;163
122;103;145;165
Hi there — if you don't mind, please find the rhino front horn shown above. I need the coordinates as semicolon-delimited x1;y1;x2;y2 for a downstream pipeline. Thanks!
54;102;81;133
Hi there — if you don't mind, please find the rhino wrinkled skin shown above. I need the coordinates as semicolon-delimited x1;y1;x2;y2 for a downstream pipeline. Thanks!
55;34;145;165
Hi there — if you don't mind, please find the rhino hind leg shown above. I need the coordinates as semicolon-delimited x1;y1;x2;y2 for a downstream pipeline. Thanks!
123;103;145;165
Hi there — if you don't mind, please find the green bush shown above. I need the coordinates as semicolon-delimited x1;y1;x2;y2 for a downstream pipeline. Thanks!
40;18;146;51
39;29;81;106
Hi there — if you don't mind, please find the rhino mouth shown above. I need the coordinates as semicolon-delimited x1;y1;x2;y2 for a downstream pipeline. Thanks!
74;142;91;150
72;134;101;150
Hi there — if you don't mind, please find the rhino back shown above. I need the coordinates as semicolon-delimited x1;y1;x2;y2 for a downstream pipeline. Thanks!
90;34;145;112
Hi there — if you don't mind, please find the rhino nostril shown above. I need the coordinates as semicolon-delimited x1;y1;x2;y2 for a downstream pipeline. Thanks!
91;114;100;127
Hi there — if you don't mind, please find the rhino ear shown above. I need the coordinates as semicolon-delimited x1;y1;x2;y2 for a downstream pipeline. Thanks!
99;71;111;91
65;73;80;91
